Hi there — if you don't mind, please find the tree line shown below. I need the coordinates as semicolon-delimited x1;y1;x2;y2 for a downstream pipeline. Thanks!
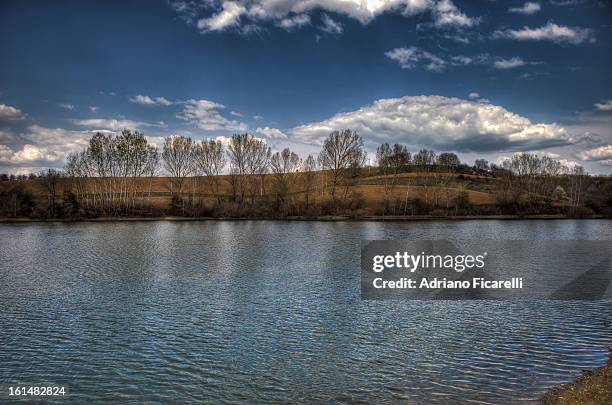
1;128;611;218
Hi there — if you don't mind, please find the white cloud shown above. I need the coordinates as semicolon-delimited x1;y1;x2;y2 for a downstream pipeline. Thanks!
494;57;526;69
176;99;248;131
230;110;243;117
386;47;492;72
130;94;173;106
0;103;25;120
385;47;446;72
253;115;263;120
89;106;99;113
72;119;165;130
594;100;612;111
468;92;480;99
0;125;93;166
0;145;14;162
256;126;288;139
559;158;580;168
197;1;246;31
509;2;541;15
494;22;595;45
577;144;612;161
433;0;479;28
10;145;64;163
320;13;342;34
278;14;310;29
450;54;489;66
59;103;75;110
550;0;584;5
172;0;478;33
289;95;573;152
0;130;15;143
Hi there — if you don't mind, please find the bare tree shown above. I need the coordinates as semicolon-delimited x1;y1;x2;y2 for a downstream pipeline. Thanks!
377;143;410;214
227;134;270;204
144;145;159;207
474;158;489;172
271;148;301;211
194;139;226;204
162;135;194;195
413;149;437;168
317;129;365;201
301;155;318;209
38;169;63;217
227;134;250;203
437;152;460;169
568;165;586;215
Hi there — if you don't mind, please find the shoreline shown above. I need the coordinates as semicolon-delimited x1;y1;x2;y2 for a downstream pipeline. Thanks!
540;348;612;404
0;214;609;223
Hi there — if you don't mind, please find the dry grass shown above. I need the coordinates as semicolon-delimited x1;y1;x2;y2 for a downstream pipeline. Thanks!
353;184;495;205
540;350;612;405
10;170;499;212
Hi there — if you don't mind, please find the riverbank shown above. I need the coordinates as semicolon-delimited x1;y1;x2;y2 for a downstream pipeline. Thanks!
540;348;612;405
0;214;609;223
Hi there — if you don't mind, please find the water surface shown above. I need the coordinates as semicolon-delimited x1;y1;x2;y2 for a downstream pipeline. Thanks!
1;220;611;404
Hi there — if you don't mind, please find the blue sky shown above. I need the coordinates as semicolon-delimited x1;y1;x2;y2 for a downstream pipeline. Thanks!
1;0;611;173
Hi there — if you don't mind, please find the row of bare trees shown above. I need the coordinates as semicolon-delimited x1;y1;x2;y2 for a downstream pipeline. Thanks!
65;131;159;215
60;129;368;215
498;152;588;214
43;129;592;217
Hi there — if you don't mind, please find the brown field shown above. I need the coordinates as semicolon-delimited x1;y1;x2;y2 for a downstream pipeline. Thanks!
10;170;499;214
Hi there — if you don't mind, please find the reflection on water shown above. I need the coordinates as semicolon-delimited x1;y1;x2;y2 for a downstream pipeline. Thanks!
0;220;611;404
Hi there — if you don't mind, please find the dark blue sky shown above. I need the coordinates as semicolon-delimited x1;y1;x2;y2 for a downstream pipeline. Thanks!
1;0;611;173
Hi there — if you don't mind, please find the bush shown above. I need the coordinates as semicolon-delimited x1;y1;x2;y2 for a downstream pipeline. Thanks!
454;191;470;210
0;184;35;217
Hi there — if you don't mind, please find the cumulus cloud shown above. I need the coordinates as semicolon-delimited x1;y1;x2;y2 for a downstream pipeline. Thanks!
577;144;612;161
494;22;595;45
130;94;173;106
10;145;64;163
172;0;478;33
594;100;612;111
176;99;248;131
89;106;99;113
494;57;526;69
508;2;541;15
255;127;288;139
0;145;14;162
71;119;165;131
468;92;480;99
0;125;94;167
0;103;25;120
289;95;573;152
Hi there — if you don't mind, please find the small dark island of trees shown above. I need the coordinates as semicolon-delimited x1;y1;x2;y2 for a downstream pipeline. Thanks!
1;129;612;220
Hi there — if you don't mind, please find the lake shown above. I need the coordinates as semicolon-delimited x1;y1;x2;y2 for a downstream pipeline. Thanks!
1;220;611;404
